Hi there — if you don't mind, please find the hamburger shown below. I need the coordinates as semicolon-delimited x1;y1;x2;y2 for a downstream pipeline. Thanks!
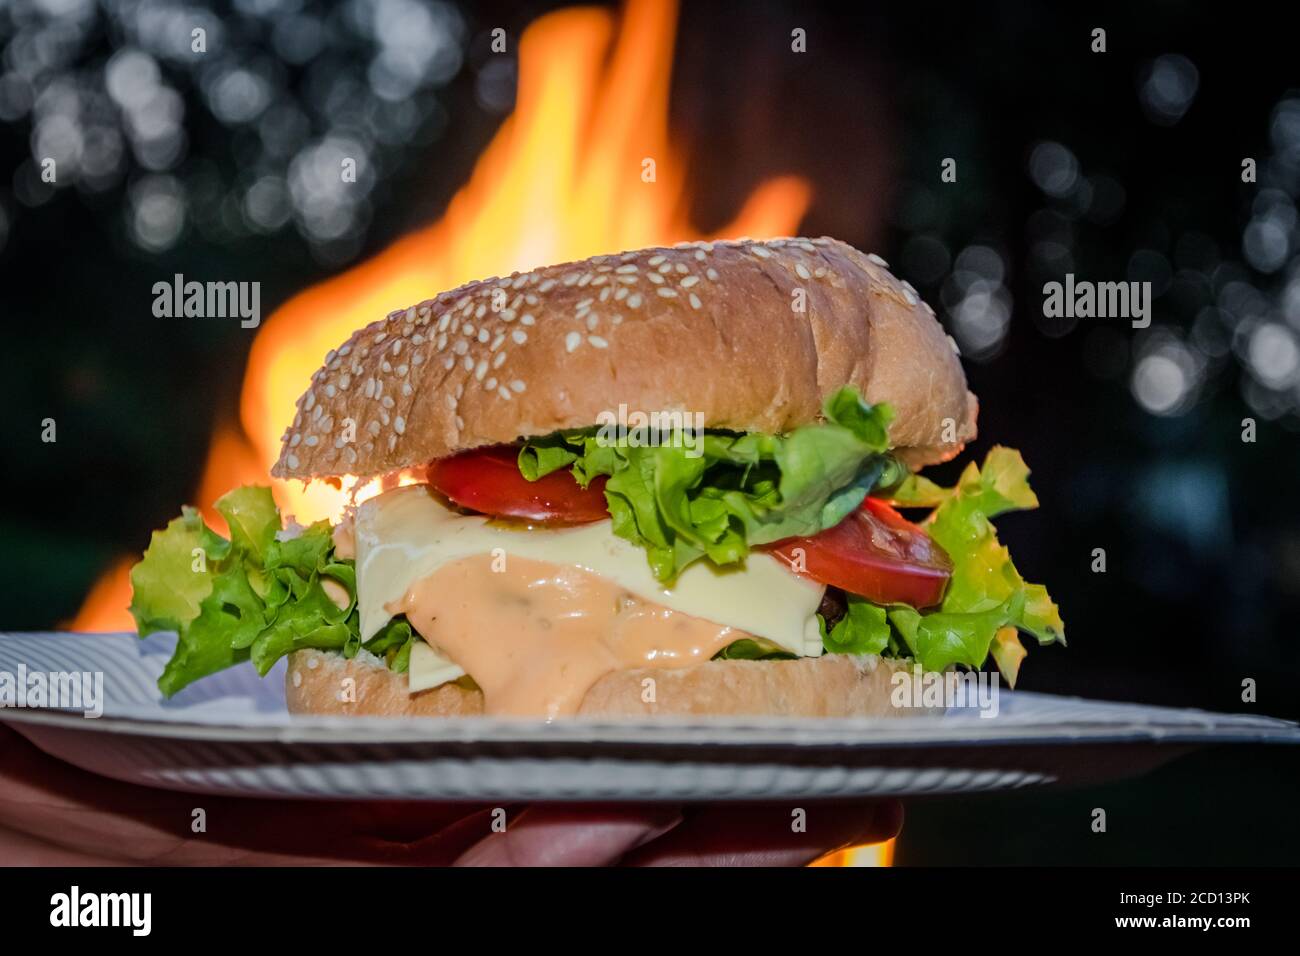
128;237;1064;720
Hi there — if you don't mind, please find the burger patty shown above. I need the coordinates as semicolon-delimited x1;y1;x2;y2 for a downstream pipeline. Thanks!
817;586;848;632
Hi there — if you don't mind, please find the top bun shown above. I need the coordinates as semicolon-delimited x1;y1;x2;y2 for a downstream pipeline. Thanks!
272;237;977;480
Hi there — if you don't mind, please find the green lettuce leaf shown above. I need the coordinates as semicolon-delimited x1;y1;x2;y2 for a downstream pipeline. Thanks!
885;447;1064;677
712;637;797;661
129;487;408;696
518;387;895;582
820;595;892;656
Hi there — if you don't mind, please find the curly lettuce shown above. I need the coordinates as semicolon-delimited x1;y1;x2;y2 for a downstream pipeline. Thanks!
881;446;1065;683
129;486;411;696
519;387;896;583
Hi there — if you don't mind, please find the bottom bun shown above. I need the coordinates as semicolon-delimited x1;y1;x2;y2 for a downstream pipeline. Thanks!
285;648;941;719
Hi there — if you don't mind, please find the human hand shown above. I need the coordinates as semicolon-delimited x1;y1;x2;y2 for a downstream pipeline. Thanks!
0;724;900;866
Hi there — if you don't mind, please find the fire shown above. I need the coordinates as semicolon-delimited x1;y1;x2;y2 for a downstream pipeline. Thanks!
811;838;897;868
71;0;809;628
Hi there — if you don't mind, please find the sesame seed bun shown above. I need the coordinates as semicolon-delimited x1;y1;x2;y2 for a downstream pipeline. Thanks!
285;648;942;719
272;237;977;480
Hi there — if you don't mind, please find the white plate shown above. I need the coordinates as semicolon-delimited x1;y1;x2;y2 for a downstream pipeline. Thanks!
1;632;1296;801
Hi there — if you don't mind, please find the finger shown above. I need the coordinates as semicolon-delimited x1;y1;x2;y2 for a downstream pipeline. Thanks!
0;724;489;864
0;823;133;866
455;803;683;867
622;800;904;867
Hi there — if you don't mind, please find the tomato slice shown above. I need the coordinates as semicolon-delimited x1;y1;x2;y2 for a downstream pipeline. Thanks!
426;445;609;524
765;498;951;608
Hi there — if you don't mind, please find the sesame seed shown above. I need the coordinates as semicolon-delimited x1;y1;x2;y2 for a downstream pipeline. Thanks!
305;435;319;447
478;328;490;343
563;273;580;286
437;314;450;331
539;279;557;292
706;268;719;281
694;250;706;261
614;287;628;301
680;275;699;288
394;416;406;435
647;272;665;284
498;386;513;401
443;356;455;370
648;254;665;266
290;433;301;446
795;264;811;279
375;332;387;343
510;379;527;393
491;334;505;351
484;376;497;390
657;287;677;298
752;246;772;258
627;293;643;308
402;381;412;396
339;373;351;389
867;253;888;267
689;293;702;310
454;340;468;355
576;298;594;310
286;453;300;469
493;351;507;368
565;331;582;352
521;313;535;326
617;275;638;285
303;391;316;410
588;335;608;348
512;329;527;344
586;314;599;331
381;395;395;409
658;262;673;274
616;264;638;274
463;356;474;371
578;272;593;286
325;384;337;398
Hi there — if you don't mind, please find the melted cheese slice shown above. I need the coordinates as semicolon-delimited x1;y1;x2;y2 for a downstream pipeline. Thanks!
355;485;826;693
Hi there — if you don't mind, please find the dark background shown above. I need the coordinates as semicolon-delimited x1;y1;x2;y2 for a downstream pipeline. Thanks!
0;0;1296;864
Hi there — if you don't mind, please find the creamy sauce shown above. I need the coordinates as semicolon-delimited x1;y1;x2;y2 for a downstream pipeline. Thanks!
332;518;356;560
391;554;746;718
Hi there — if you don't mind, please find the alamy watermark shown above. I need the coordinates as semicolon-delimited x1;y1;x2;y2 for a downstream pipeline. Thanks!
0;666;104;718
595;404;706;458
152;273;261;328
1042;274;1151;328
891;666;1001;718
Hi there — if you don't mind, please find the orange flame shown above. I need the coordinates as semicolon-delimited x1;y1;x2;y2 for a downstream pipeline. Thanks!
71;0;809;629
